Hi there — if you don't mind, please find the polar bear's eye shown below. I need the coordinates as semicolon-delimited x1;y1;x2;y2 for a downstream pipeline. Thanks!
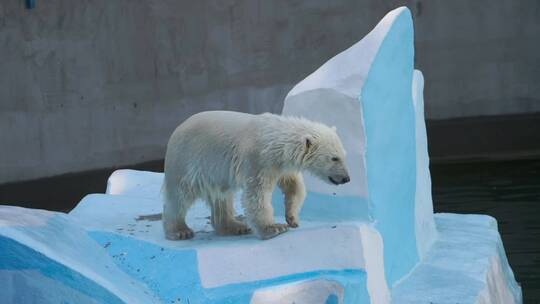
331;157;340;162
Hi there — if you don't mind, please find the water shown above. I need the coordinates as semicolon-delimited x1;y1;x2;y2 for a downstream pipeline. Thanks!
431;159;540;303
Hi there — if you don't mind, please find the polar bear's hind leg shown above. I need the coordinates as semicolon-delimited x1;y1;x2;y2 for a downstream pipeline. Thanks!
162;182;196;240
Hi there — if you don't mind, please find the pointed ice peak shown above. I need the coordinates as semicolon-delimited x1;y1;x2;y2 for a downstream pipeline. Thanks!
287;6;411;100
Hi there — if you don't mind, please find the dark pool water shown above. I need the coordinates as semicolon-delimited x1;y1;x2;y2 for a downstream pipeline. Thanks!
431;159;540;303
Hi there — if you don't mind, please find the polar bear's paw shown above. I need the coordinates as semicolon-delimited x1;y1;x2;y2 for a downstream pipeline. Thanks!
217;220;252;236
286;215;299;228
165;228;195;240
260;224;289;240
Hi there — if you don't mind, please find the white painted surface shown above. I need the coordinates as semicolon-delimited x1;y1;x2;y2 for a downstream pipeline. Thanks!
477;255;520;304
197;224;366;288
106;169;164;199
0;206;54;228
412;70;438;259
360;225;390;304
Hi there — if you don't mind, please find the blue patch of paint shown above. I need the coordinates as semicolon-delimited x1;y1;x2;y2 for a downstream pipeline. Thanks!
0;236;124;304
272;190;370;222
326;294;339;304
361;9;419;285
90;231;204;303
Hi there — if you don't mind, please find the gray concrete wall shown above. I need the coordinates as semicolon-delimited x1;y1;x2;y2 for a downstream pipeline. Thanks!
415;1;540;119
1;0;539;183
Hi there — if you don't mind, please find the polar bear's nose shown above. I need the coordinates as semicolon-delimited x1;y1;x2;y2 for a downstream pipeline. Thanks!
341;176;350;184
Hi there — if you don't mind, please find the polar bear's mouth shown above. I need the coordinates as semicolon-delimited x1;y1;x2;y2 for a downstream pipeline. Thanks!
328;176;340;185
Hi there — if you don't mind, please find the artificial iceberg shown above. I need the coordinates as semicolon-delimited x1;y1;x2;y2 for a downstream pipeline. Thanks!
281;7;436;284
0;6;521;304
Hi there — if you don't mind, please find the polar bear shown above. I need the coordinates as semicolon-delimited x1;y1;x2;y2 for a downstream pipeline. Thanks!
162;111;350;240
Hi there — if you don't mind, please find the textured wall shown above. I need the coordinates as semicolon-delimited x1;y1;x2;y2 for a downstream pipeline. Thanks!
414;1;540;119
1;1;539;183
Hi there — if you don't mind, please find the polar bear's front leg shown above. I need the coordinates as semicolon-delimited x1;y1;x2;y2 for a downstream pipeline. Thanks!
242;177;288;240
278;173;306;228
209;192;251;236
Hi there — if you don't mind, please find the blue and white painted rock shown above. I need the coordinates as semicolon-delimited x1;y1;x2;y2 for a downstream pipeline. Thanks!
281;6;437;285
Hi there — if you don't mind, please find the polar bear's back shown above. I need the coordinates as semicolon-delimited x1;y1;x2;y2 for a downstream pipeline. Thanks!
164;111;259;194
183;111;256;135
169;111;258;152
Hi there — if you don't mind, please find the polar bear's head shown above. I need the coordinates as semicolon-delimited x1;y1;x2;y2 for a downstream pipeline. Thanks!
301;125;350;186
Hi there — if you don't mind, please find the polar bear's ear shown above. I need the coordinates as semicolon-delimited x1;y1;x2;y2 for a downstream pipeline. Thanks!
303;136;314;157
299;135;314;164
305;137;312;150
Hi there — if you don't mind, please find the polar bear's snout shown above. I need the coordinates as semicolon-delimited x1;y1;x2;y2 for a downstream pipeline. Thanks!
327;166;350;185
328;174;350;185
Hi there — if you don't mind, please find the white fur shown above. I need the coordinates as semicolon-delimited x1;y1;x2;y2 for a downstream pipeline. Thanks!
162;111;349;240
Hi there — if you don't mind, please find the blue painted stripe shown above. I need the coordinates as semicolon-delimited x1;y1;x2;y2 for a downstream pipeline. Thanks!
361;9;419;285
